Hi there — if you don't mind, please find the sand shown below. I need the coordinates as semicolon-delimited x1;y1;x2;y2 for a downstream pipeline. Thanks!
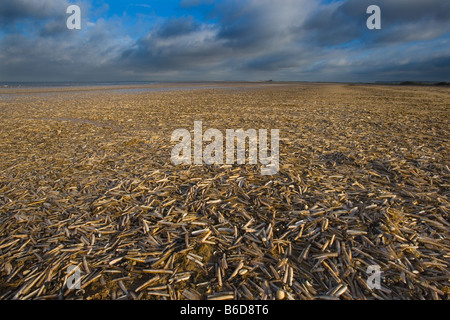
0;83;448;300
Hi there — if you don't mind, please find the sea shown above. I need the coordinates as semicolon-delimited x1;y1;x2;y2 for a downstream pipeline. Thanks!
0;81;161;88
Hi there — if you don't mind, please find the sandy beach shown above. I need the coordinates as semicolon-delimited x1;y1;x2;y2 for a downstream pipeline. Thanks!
0;83;448;300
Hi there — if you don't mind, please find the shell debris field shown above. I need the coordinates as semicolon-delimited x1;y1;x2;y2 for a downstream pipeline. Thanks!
0;83;449;300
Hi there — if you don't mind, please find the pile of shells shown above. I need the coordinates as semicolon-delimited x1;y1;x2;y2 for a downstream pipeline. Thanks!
0;83;448;300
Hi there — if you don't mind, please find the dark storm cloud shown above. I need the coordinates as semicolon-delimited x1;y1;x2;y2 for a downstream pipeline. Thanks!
0;0;64;21
213;0;313;50
0;0;71;34
303;0;450;46
302;1;363;46
214;1;280;49
0;0;449;82
119;0;316;77
119;15;227;75
376;56;450;80
156;16;200;38
0;2;133;82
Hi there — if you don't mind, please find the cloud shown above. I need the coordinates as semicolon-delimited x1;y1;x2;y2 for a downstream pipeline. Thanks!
0;0;66;21
156;16;201;38
214;0;316;49
303;0;450;46
0;0;449;82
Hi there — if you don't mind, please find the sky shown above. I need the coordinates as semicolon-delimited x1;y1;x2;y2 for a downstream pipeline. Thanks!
0;0;449;82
